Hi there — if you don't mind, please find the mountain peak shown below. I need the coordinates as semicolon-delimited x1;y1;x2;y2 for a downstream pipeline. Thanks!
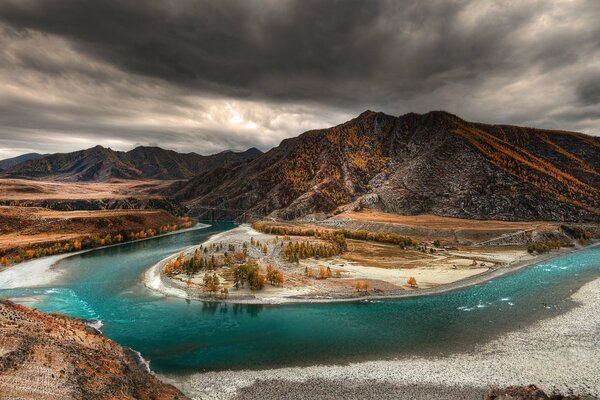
244;147;263;156
357;110;378;118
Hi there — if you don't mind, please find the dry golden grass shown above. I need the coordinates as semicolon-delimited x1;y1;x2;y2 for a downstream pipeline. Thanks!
341;240;434;269
0;178;175;200
341;210;560;231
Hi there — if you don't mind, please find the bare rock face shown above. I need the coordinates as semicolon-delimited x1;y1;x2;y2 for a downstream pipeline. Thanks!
0;299;188;400
181;110;600;222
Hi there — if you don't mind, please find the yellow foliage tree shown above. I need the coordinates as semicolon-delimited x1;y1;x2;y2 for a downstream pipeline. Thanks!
354;280;362;292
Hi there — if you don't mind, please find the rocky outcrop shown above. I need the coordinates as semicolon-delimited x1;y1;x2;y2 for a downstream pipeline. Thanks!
0;298;188;400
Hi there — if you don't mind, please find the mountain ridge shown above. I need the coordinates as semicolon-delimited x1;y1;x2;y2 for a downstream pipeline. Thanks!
0;145;263;181
176;110;600;222
0;152;48;170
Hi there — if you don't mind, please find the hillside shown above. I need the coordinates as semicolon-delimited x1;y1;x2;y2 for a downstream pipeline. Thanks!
0;152;47;170
0;298;188;399
0;146;262;181
177;111;600;222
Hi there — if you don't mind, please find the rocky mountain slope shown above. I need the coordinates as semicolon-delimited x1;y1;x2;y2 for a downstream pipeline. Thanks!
1;146;262;181
177;111;600;222
0;298;188;400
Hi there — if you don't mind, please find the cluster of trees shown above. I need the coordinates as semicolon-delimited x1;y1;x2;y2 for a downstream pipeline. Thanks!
177;217;194;229
468;133;597;211
305;266;342;279
159;217;193;234
248;237;270;254
203;272;220;294
266;264;285;286
252;222;319;237
354;280;369;292
283;240;344;263
163;242;285;294
232;260;265;291
527;240;561;254
252;222;415;249
331;229;414;248
0;218;196;267
231;260;285;291
162;237;287;293
164;248;230;276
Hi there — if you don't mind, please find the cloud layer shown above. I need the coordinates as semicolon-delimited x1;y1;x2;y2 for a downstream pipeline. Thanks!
0;0;599;158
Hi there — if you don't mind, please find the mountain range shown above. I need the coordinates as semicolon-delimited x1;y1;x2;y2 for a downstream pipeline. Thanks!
0;152;47;170
2;111;599;222
0;146;262;181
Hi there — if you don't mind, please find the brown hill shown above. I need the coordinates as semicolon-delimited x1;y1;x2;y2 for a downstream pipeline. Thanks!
177;111;600;222
0;298;188;400
0;145;262;181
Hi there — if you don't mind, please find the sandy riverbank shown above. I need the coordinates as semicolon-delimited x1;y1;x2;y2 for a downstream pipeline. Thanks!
161;276;600;399
0;223;211;290
144;224;578;305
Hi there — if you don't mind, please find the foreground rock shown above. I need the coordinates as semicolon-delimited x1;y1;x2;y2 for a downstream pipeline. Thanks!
0;298;188;400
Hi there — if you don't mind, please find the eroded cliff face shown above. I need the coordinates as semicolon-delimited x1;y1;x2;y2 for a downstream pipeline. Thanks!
0;299;188;400
181;111;600;222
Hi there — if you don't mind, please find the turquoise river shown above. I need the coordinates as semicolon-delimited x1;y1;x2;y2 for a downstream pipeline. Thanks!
0;222;598;374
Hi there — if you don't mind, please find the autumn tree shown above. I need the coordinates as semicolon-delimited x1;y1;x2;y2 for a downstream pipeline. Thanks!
407;276;417;287
251;272;266;291
354;280;362;292
204;272;220;294
319;266;328;279
266;264;275;282
266;264;284;286
273;270;284;287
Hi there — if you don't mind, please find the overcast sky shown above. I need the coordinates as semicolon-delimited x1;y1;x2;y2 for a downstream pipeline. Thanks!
0;0;599;159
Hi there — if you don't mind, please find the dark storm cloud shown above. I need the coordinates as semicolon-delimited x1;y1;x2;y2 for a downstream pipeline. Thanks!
0;0;595;105
577;76;600;106
0;0;599;158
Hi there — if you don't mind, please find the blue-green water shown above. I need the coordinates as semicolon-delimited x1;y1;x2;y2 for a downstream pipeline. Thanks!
0;222;598;374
